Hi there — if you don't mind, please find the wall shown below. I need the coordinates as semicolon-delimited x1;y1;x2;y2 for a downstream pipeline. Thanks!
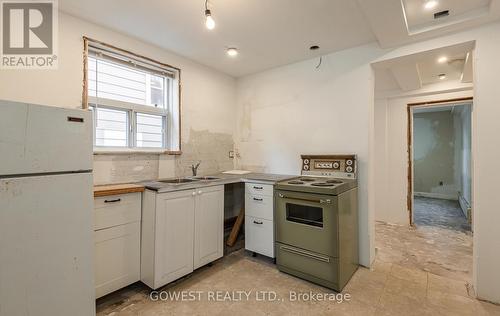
453;104;472;216
371;21;500;302
235;43;386;267
413;110;457;198
0;13;236;184
374;90;472;225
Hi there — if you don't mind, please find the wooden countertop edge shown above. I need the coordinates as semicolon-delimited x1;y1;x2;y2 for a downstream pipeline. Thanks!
94;184;145;197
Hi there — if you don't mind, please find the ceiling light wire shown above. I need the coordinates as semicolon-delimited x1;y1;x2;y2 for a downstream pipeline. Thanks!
315;56;323;69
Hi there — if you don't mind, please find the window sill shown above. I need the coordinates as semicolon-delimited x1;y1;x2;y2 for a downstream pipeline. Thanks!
93;148;182;155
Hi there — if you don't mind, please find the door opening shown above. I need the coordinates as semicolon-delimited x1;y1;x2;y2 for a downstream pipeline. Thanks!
407;97;473;230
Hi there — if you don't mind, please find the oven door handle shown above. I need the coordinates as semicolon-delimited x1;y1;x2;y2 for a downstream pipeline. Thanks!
280;245;330;263
278;193;331;204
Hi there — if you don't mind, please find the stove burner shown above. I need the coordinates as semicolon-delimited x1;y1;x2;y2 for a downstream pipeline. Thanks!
300;178;316;182
310;182;335;187
288;181;304;185
326;180;343;184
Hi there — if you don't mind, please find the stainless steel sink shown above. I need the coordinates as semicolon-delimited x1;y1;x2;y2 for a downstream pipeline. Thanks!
159;178;199;184
192;176;220;181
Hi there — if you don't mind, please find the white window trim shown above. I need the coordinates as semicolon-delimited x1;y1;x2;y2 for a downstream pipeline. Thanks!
83;37;181;155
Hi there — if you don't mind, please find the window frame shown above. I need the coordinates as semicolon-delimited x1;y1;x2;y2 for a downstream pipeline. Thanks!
82;36;182;155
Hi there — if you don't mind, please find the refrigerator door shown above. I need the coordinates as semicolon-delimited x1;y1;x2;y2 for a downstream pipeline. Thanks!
0;100;93;176
0;173;95;316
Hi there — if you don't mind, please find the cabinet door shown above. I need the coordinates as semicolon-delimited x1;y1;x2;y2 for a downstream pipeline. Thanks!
194;185;224;269
245;216;274;257
94;222;140;298
154;190;195;288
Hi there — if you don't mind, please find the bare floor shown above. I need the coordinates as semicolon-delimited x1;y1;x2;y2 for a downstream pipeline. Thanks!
414;196;471;232
97;239;499;315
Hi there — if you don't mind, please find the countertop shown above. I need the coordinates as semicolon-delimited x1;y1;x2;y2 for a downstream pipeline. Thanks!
94;183;145;197
141;172;297;193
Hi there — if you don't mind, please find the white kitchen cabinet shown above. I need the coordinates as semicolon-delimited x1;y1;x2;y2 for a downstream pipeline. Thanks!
93;192;141;299
94;222;140;298
245;216;274;257
194;186;224;269
244;182;275;258
141;185;224;289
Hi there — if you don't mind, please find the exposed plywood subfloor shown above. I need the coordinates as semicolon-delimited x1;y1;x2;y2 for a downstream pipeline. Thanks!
97;246;499;315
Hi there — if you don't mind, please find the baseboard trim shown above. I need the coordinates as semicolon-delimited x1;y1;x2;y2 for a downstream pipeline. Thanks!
414;191;458;201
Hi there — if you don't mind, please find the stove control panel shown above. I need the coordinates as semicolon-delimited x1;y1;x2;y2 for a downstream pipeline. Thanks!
301;154;357;179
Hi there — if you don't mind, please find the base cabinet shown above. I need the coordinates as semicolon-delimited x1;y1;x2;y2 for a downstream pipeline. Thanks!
94;223;140;298
93;192;142;299
141;185;224;289
244;182;275;257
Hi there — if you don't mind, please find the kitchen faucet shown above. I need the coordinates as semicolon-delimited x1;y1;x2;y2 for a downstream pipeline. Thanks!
191;161;201;176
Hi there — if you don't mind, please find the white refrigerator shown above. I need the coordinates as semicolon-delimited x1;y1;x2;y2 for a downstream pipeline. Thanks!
0;100;95;316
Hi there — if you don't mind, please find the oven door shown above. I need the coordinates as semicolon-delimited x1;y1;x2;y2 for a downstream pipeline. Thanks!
275;190;338;257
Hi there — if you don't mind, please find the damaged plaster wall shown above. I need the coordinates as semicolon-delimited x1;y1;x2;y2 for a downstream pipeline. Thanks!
413;110;457;199
0;13;236;184
93;155;159;185
235;43;386;268
172;129;234;178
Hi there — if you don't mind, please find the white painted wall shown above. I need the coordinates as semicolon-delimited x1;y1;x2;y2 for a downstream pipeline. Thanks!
0;13;236;184
453;104;472;215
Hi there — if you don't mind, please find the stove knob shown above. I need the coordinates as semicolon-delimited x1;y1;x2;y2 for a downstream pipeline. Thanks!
303;165;310;170
303;159;310;165
346;159;353;166
346;166;353;173
333;162;340;169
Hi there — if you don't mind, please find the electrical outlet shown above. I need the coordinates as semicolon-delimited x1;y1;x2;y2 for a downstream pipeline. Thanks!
229;151;234;158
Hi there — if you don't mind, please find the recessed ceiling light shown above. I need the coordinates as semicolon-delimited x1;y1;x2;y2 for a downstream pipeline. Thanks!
227;48;238;57
438;56;448;63
424;0;438;10
438;73;446;80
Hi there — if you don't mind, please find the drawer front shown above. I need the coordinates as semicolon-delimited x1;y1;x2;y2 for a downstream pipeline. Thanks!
276;242;338;287
245;183;273;197
245;216;274;258
245;193;273;221
94;222;141;298
94;192;141;230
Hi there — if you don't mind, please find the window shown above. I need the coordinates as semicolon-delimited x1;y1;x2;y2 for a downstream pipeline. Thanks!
84;38;180;153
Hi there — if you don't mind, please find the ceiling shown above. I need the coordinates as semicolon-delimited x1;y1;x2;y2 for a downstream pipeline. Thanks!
357;0;500;48
373;42;474;93
60;0;500;77
59;0;376;77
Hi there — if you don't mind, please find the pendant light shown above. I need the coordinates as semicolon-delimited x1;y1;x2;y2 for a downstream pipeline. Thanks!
205;0;215;30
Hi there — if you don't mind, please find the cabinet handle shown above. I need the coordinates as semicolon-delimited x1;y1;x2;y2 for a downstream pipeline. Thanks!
253;186;263;190
253;220;263;225
192;192;196;196
198;190;202;195
104;198;121;203
253;197;263;202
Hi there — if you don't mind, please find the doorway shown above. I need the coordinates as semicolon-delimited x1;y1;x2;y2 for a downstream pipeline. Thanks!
407;97;473;231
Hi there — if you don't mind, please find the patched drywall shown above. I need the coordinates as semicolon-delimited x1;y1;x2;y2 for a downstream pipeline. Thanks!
93;154;159;185
173;129;235;177
413;110;457;198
